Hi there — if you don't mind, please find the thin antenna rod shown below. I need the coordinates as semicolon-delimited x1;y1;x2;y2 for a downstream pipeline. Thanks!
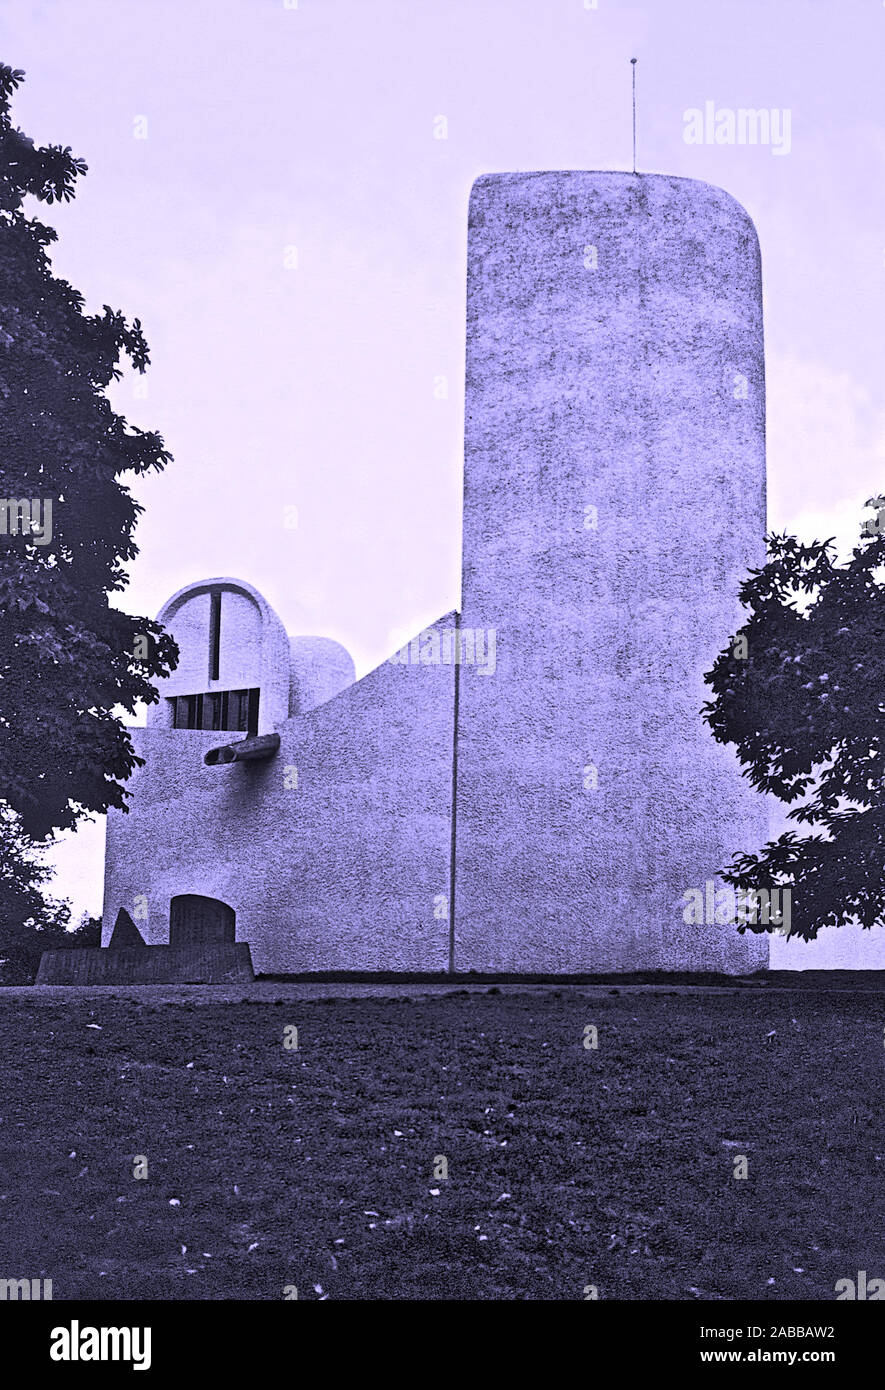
631;58;638;173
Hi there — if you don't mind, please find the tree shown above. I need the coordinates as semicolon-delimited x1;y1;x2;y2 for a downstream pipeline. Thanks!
703;498;885;940
0;805;86;982
0;63;177;855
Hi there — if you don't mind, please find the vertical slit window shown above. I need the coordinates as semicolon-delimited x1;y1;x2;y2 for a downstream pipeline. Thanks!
209;591;221;682
230;689;248;732
201;693;223;731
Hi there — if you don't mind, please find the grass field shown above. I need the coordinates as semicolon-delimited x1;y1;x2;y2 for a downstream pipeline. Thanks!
0;985;881;1300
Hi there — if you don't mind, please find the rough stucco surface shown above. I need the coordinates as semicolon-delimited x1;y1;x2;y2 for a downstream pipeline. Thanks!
149;579;291;733
288;637;356;714
103;609;455;974
455;172;769;973
103;172;772;976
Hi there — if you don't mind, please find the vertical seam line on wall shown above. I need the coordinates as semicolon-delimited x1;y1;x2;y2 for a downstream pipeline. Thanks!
448;609;461;974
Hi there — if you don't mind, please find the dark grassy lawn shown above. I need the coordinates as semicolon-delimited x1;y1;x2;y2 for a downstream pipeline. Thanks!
0;988;881;1300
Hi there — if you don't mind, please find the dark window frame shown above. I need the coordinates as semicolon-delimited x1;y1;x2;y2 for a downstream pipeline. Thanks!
170;687;259;735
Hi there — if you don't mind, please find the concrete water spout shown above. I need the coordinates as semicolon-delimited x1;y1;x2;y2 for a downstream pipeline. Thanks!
204;733;280;766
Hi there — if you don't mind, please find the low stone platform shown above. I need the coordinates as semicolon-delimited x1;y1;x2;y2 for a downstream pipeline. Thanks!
35;943;254;985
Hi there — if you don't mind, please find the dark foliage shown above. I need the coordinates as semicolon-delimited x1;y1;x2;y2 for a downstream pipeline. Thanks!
704;499;885;939
0;65;177;955
0;64;177;839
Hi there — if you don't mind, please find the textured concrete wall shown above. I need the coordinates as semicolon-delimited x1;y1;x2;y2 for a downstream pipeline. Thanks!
148;579;291;733
455;172;769;973
289;637;356;714
104;611;454;973
104;173;773;976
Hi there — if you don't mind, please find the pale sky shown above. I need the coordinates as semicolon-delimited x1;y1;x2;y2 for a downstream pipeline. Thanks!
4;0;885;930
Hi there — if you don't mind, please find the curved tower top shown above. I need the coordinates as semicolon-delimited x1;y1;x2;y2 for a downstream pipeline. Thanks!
456;170;768;973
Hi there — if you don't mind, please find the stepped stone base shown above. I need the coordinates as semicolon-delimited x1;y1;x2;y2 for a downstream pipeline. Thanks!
35;943;254;985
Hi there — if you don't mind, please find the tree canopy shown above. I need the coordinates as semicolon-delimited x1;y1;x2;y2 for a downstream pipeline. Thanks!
704;500;885;940
0;63;177;846
0;64;178;968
